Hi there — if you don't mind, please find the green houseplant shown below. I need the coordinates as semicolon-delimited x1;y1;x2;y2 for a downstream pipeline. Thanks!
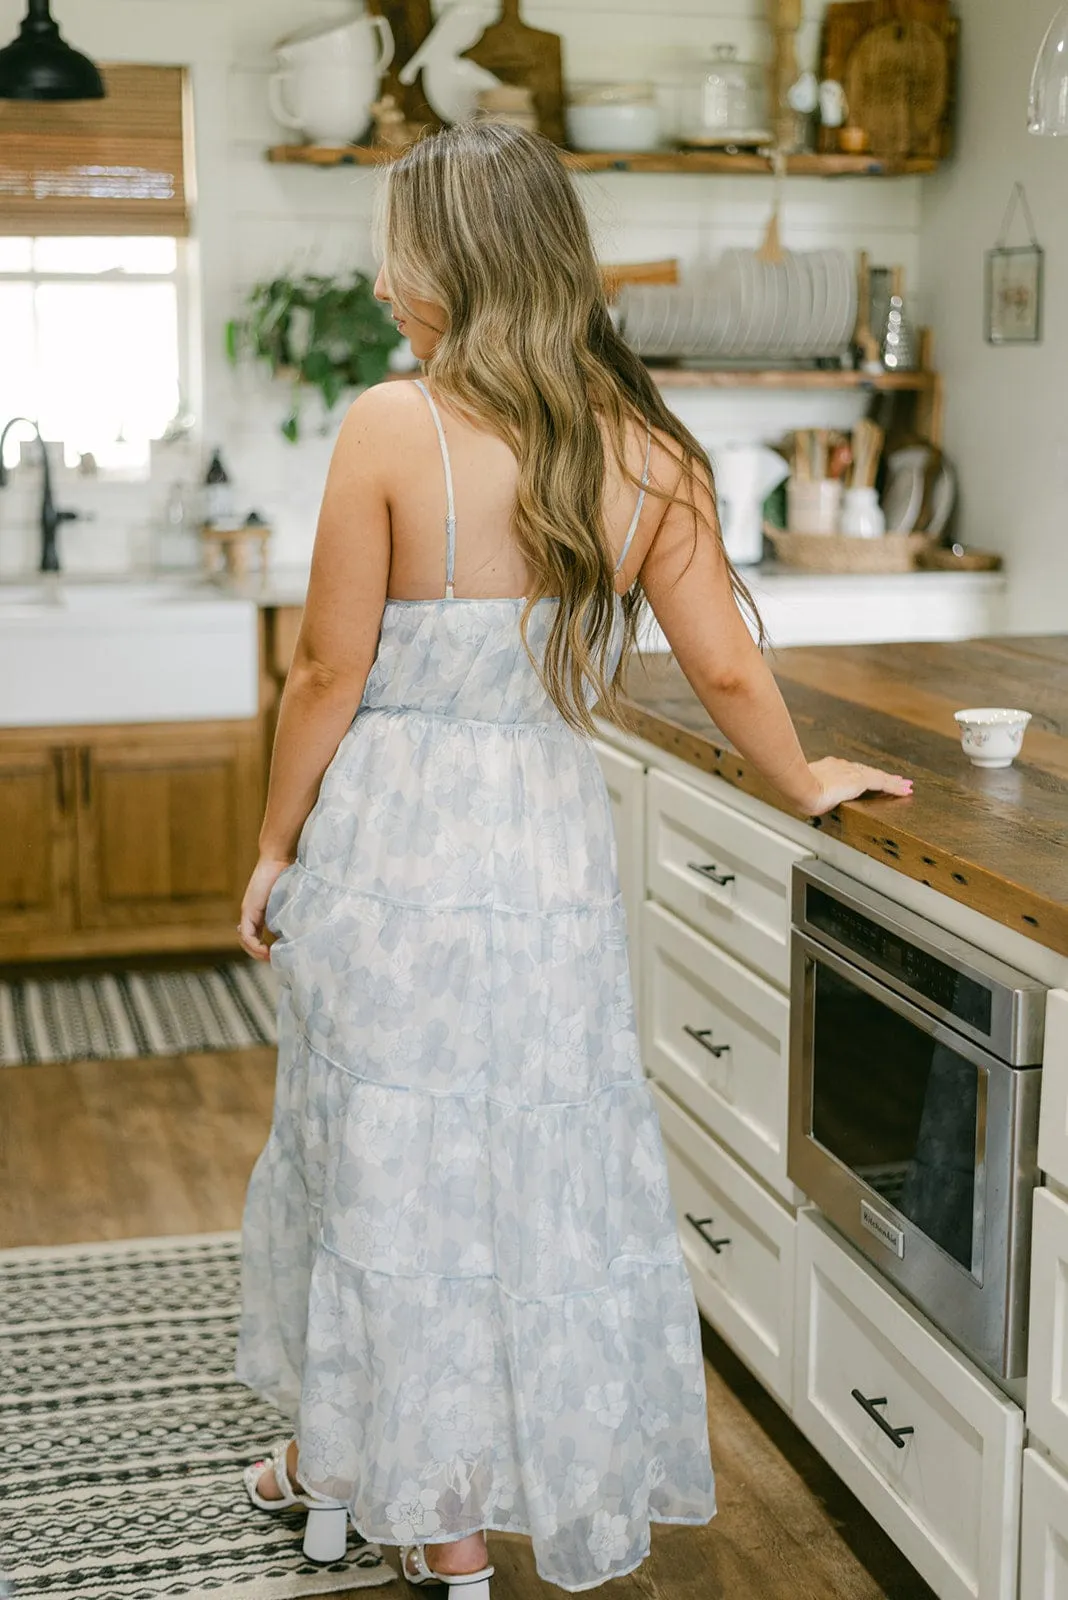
225;271;402;441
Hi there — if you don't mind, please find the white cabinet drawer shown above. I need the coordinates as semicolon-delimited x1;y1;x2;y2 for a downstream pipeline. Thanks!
1021;1448;1068;1600
1038;991;1068;1187
653;1080;795;1409
593;740;645;1005
641;899;801;1203
1028;1187;1068;1471
645;768;812;989
794;1211;1023;1600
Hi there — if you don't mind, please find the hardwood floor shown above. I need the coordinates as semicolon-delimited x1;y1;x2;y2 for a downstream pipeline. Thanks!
0;1045;934;1600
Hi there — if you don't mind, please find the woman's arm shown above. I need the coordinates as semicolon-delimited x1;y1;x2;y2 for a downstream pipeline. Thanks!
639;460;912;817
239;387;393;959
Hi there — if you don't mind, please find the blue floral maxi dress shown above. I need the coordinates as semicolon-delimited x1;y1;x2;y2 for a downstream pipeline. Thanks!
235;382;717;1591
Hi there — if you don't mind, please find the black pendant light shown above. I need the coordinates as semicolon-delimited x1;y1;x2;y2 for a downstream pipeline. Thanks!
0;0;105;101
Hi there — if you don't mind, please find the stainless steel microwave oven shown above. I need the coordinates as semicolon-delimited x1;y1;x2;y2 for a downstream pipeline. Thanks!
787;860;1048;1382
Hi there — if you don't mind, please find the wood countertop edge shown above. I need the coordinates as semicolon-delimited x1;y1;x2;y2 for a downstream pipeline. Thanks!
621;700;1068;959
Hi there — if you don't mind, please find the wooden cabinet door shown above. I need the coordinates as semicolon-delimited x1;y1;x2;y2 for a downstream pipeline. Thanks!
75;728;260;930
0;742;75;945
793;1211;1023;1600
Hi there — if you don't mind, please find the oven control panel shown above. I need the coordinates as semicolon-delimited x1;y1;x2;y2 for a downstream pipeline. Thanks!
792;860;1047;1066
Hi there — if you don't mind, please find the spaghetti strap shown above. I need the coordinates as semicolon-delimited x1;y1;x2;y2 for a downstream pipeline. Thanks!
616;427;652;573
413;379;457;599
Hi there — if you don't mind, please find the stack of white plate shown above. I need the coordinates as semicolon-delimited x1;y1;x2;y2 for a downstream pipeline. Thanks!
617;248;856;363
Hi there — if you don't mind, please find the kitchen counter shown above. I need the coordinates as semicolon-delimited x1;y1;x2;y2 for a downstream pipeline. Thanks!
620;636;1068;955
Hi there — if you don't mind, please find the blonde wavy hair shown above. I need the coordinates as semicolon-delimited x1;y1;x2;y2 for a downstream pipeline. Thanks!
380;120;762;733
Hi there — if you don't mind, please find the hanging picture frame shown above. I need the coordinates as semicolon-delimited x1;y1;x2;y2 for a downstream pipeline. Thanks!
985;182;1044;345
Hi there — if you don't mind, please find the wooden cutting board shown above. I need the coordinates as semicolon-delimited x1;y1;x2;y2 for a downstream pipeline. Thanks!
462;0;565;146
818;0;958;157
845;19;949;158
366;0;440;132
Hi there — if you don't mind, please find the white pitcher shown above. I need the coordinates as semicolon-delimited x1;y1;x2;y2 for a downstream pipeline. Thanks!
713;444;790;566
269;13;394;145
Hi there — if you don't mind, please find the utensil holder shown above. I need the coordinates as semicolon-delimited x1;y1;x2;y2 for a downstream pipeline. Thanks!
787;478;843;535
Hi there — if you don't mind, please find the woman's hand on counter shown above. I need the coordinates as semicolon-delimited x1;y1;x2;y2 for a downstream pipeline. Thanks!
803;756;913;817
239;854;292;962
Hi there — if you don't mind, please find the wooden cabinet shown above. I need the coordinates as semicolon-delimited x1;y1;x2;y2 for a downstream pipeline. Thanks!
654;1080;796;1409
642;899;801;1203
1039;990;1068;1188
75;730;259;931
793;1210;1023;1600
1020;1447;1068;1600
0;721;262;962
0;741;75;941
1027;1186;1068;1473
645;768;812;990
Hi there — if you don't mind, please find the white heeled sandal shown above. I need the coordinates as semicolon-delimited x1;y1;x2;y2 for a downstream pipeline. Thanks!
243;1437;350;1563
401;1544;494;1598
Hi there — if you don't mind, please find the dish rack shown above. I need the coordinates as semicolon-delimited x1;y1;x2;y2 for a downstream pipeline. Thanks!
764;525;930;573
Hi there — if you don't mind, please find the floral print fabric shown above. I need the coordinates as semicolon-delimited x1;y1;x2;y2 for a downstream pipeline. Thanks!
236;599;717;1591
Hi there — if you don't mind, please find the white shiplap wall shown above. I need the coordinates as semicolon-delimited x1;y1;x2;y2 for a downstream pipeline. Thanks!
0;0;924;570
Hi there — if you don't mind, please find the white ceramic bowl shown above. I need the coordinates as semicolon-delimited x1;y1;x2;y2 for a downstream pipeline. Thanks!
953;707;1033;769
566;103;660;152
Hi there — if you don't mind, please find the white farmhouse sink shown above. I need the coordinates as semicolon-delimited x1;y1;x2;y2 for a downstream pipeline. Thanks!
0;577;259;727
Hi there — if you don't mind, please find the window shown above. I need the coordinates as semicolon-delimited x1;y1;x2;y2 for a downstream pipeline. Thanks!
0;236;182;472
0;65;190;473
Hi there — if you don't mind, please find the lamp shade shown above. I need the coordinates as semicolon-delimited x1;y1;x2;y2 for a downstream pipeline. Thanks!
1029;5;1068;136
0;0;105;102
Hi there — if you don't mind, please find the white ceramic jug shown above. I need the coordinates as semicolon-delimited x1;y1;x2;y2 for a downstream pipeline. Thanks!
713;444;790;566
269;13;394;145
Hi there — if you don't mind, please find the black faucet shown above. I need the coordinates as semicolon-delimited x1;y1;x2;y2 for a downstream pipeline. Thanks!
0;417;80;573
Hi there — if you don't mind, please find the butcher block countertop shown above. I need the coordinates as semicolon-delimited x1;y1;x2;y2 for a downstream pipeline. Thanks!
620;636;1068;957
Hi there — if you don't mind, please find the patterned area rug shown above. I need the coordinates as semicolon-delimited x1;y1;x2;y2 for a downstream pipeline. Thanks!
0;962;278;1067
0;1233;396;1598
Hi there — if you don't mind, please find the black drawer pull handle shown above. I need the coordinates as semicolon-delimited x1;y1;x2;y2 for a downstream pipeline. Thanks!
684;1213;731;1254
686;860;735;887
851;1388;915;1448
683;1025;731;1058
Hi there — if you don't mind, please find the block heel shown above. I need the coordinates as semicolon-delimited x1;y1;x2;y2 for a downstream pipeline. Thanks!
303;1502;348;1563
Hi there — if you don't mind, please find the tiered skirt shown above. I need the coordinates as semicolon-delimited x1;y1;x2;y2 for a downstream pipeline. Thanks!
236;706;716;1591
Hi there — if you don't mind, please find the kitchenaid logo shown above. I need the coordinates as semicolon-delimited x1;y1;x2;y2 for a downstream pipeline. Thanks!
861;1200;905;1258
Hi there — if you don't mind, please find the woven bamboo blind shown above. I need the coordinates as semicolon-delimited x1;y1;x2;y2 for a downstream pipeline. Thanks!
0;64;189;236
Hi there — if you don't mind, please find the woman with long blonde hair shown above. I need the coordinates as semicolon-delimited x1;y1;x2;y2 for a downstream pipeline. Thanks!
236;123;910;1592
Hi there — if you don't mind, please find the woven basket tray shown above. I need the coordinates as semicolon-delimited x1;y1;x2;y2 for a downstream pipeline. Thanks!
765;526;928;574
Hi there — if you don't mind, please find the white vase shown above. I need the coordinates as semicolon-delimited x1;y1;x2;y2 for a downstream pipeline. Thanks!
269;14;394;145
840;486;886;539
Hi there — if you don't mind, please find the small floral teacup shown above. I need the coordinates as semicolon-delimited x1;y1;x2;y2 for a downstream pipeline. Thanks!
953;707;1032;769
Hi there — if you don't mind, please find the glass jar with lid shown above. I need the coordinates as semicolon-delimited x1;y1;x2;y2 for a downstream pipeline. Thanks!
680;45;770;148
566;82;660;153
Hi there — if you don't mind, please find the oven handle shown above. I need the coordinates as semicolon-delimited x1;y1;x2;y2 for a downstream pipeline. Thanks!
850;1387;915;1448
791;928;1009;1077
684;1213;731;1254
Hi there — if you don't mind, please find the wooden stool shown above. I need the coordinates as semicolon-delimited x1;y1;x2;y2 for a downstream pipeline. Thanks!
200;522;271;580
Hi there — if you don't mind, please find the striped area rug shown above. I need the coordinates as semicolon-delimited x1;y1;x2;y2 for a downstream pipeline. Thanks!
0;961;278;1067
0;1232;396;1598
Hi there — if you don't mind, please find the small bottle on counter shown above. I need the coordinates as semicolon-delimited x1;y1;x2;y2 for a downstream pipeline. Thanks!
203;448;236;526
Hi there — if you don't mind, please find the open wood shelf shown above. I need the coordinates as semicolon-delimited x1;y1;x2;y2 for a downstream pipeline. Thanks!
266;144;937;178
643;367;937;391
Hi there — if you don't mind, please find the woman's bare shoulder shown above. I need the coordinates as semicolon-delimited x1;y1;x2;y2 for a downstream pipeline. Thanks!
330;379;430;468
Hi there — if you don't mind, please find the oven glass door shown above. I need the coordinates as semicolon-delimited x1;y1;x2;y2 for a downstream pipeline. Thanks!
809;948;987;1278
